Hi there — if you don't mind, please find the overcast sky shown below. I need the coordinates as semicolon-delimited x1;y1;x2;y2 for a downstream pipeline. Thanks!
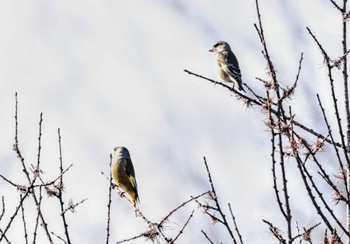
0;1;346;243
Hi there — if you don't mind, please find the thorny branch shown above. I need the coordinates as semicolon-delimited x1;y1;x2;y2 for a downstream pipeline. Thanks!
184;69;343;149
111;157;244;244
185;0;350;242
57;128;72;244
0;93;82;243
105;155;113;244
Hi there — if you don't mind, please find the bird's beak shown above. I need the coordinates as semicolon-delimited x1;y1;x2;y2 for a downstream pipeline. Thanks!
209;48;214;52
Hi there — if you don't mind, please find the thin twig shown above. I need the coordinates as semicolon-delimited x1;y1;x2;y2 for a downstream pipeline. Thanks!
329;0;343;12
33;186;43;243
0;196;4;221
57;128;71;244
105;154;113;244
291;222;321;242
292;140;336;233
267;90;287;220
0;187;32;242
20;194;28;244
201;230;214;244
50;231;68;243
342;0;350;238
307;27;350;162
61;198;88;216
228;203;244;244
169;210;195;244
262;219;286;244
184;69;344;149
34;113;43;182
159;191;209;227
2;97;53;243
203;157;237;244
317;94;348;197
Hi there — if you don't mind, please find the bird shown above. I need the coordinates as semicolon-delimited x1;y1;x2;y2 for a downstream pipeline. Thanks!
111;146;139;207
209;41;245;92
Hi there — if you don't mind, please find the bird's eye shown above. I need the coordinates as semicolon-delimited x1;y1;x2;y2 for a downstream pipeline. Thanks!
214;42;225;48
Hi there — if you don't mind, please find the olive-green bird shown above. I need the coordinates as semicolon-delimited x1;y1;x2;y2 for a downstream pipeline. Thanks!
111;146;139;207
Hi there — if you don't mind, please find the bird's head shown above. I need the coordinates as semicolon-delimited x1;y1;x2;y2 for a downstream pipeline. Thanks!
209;41;231;53
113;146;131;160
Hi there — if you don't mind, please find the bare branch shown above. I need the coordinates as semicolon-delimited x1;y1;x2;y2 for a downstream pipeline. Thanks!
262;219;286;244
201;230;214;244
57;128;72;244
20;195;28;244
329;0;343;12
292;222;321;242
105;154;113;244
317;94;349;197
203;157;237;244
307;27;350;162
228;203;244;244
169;210;195;244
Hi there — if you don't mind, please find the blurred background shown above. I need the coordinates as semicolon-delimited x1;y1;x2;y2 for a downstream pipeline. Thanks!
0;0;344;243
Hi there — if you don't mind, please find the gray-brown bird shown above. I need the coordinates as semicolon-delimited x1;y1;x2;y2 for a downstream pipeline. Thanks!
111;146;139;207
209;41;245;92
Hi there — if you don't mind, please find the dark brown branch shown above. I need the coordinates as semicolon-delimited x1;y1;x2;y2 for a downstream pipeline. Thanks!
317;94;349;197
61;198;87;215
293;144;336;233
32;164;73;189
342;0;350;237
307;27;350;163
34;113;43;181
195;198;225;225
0;229;10;244
329;0;343;12
169;210;195;244
184;70;344;149
12;95;53;243
228;203;244;244
297;135;348;235
281;53;303;100
20;194;28;244
203;157;237;244
254;0;278;86
50;231;67;243
57;128;72;244
0;196;4;221
0;175;18;188
268;91;287;220
159;191;209;227
13;93;31;184
291;222;321;242
277;109;291;242
183;69;257;103
201;230;214;244
116;233;144;244
117;191;208;244
0;187;32;242
262;219;286;244
33;186;43;243
105;154;113;244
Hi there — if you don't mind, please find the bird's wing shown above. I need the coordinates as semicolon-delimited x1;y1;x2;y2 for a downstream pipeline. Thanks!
124;159;137;189
219;51;242;83
225;63;242;82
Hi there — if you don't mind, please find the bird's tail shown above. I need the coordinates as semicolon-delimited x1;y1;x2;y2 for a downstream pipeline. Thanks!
238;83;246;92
130;190;139;207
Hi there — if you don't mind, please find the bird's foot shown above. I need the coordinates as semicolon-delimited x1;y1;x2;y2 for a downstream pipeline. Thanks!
111;182;117;189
